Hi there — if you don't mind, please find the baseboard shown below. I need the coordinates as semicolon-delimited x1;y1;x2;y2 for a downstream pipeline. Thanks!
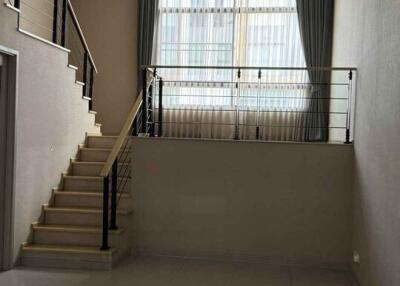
136;250;348;271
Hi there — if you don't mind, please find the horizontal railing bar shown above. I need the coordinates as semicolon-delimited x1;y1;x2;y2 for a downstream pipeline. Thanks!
156;108;348;115
20;1;55;19
67;0;98;73
157;95;348;100
163;80;350;86
157;121;346;129
142;65;357;72
100;93;143;177
19;16;55;33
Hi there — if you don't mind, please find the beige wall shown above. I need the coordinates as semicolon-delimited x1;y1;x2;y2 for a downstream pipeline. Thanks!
0;4;100;263
71;0;140;134
131;138;354;268
333;1;400;285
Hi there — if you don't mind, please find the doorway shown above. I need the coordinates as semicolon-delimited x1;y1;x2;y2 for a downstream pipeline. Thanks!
0;47;17;271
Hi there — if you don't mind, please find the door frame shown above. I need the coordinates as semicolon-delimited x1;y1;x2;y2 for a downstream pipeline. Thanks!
0;45;18;271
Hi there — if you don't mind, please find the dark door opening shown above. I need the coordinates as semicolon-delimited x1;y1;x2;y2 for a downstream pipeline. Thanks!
0;50;17;271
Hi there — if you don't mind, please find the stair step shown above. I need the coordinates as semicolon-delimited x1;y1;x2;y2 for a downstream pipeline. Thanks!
32;224;125;234
22;243;116;255
32;224;126;247
53;190;132;209
87;135;119;149
63;175;131;192
44;206;132;227
71;161;130;176
44;206;132;215
79;147;130;162
21;243;118;270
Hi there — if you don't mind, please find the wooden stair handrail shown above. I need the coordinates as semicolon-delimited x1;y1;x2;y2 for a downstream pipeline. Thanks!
100;92;143;177
67;0;98;73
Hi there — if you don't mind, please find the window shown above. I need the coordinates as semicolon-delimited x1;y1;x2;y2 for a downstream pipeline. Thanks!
156;0;307;110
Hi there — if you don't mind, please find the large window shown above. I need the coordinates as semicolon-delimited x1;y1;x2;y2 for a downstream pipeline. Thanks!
156;0;307;110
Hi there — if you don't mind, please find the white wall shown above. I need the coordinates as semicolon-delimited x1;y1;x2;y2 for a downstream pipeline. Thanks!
333;1;400;285
131;138;354;269
0;4;100;263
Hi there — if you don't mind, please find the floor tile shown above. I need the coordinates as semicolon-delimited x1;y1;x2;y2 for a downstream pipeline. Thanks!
291;267;352;286
0;256;355;286
172;259;235;286
230;263;291;286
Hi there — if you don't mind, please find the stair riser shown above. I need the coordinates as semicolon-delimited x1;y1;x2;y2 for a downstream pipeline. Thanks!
33;230;125;247
80;150;130;162
72;164;131;177
54;195;132;209
63;178;131;192
21;254;113;270
87;137;118;149
45;211;130;227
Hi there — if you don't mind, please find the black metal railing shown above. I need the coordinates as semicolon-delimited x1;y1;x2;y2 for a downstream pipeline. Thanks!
142;65;356;144
98;70;161;250
10;0;97;110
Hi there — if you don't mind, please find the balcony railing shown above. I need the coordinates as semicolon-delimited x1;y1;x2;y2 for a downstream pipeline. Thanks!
141;65;357;143
9;0;97;110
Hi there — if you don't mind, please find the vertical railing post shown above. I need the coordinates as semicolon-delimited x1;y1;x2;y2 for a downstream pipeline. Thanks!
110;159;118;230
14;0;20;9
345;70;353;144
158;78;163;137
89;64;94;111
256;69;262;140
149;79;154;136
101;176;110;250
61;0;68;47
83;51;89;96
235;69;241;140
141;69;148;134
52;0;59;44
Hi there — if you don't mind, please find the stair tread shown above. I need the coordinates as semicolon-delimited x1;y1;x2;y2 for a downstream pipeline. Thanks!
32;224;125;234
88;135;118;138
80;147;130;152
64;175;103;180
22;243;116;255
63;175;131;180
44;206;133;215
80;147;113;151
54;190;131;198
71;161;130;166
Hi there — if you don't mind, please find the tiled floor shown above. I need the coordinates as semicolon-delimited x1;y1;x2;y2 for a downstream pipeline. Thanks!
0;256;358;286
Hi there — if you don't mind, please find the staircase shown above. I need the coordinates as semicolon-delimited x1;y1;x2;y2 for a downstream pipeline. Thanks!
2;0;137;270
20;134;133;270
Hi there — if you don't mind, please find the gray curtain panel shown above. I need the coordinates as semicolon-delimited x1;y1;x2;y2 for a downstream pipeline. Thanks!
296;0;335;142
139;0;159;86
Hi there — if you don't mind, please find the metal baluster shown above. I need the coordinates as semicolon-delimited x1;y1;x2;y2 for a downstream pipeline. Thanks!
235;69;241;140
110;159;118;230
89;63;94;111
345;70;353;144
101;176;110;250
141;69;148;134
158;78;163;137
61;0;68;47
256;69;262;140
83;51;89;97
52;0;59;44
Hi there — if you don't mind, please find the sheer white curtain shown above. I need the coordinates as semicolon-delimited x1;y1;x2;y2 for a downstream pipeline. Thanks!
156;0;308;140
